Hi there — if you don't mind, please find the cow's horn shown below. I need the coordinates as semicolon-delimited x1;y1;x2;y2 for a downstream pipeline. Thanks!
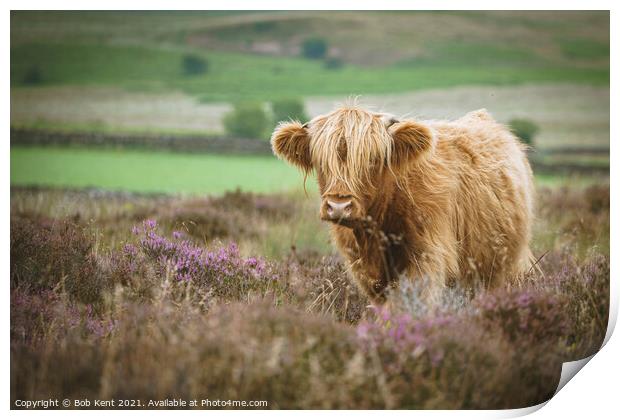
381;114;399;128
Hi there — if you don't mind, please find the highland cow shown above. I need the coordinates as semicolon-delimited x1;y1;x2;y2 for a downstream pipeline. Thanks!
271;105;535;303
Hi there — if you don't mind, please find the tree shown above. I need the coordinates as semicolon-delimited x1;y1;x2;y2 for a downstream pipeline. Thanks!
302;37;328;59
22;65;43;85
182;54;208;76
272;98;308;124
508;118;540;146
324;57;344;70
223;102;270;139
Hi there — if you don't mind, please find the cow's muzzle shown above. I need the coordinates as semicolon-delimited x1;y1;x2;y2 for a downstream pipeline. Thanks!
320;195;360;226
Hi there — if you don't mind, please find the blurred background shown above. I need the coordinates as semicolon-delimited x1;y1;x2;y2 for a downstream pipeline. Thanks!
10;10;610;194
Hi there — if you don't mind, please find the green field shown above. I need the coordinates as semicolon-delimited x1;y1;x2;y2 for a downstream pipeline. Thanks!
10;43;608;103
10;147;310;194
11;146;602;194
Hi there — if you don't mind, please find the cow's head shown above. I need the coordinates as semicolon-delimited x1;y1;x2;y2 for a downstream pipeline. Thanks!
271;106;435;227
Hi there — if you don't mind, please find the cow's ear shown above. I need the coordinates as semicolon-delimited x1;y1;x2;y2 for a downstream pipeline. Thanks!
388;120;435;167
271;121;312;172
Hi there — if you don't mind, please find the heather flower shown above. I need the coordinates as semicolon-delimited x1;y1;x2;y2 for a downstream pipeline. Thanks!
474;288;569;342
143;219;157;230
11;289;117;342
85;318;118;338
123;243;138;256
357;306;457;367
123;221;275;298
10;215;104;304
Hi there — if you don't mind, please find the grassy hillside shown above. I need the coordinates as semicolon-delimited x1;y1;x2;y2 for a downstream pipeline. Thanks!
11;11;609;102
10;11;610;65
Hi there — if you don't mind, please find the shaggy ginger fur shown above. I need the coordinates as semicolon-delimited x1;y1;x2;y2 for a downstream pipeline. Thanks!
271;105;535;303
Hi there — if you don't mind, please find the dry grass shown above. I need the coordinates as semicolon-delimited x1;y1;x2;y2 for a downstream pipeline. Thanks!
10;183;609;409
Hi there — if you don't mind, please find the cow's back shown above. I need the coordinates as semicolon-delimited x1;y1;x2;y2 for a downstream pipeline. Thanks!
427;110;535;287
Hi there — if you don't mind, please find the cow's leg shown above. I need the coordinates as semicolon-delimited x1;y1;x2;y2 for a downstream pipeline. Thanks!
349;256;390;305
401;246;456;309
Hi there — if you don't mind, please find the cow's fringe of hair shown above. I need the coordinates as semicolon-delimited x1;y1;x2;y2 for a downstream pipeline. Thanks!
309;105;394;196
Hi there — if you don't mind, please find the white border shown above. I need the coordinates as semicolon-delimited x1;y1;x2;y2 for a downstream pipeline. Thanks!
3;1;618;11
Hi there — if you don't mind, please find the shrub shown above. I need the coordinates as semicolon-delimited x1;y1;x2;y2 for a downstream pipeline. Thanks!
11;288;117;345
151;189;296;243
272;98;308;124
544;252;610;358
156;201;251;242
10;215;105;304
302;37;328;59
208;189;296;220
22;65;43;85
324;57;344;70
356;305;559;409
119;220;277;301
89;300;361;407
253;21;276;32
9;186;610;409
508;118;539;146
296;255;369;323
474;288;569;343
223;102;270;139
182;54;208;76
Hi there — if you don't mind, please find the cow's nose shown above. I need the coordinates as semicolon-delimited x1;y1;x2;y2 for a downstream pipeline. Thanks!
326;200;353;220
